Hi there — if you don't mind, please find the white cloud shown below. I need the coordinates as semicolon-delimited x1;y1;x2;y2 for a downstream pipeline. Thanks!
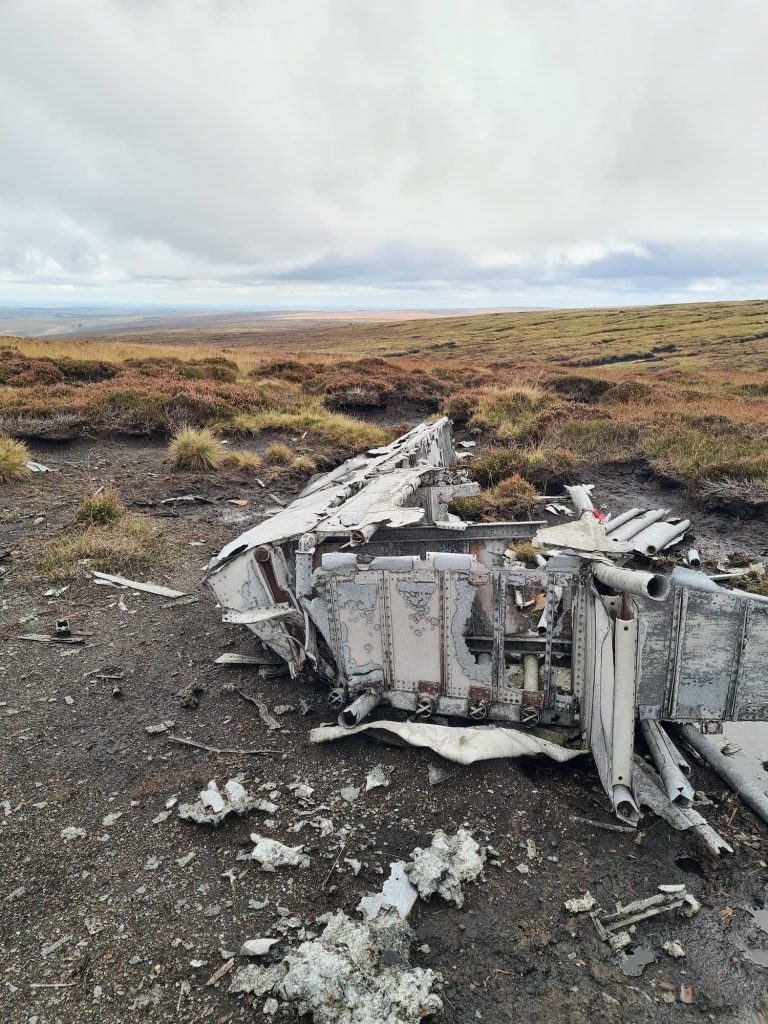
1;0;767;306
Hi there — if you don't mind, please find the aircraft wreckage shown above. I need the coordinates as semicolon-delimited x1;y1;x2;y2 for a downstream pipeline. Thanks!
205;418;768;844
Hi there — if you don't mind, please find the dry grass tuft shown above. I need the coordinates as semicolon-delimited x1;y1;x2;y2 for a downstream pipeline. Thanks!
291;454;317;473
74;488;125;526
264;442;293;465
0;433;31;483
221;450;262;470
470;445;579;489
168;426;225;470
40;515;169;580
451;473;539;521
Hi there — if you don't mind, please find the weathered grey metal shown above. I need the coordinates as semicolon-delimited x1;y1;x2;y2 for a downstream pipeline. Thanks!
640;720;694;807
676;724;768;827
686;548;701;567
207;418;766;826
593;562;670;601
630;518;691;556
608;508;671;543
604;507;643;534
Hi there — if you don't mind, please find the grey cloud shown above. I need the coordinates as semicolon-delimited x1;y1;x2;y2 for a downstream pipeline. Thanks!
1;0;768;306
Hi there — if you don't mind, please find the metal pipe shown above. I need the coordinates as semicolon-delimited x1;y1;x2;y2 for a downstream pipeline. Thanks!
641;720;694;807
605;508;643;534
609;508;670;543
676;724;768;828
631;519;691;556
565;484;595;515
593;562;671;602
523;655;539;692
686;548;701;568
338;690;382;728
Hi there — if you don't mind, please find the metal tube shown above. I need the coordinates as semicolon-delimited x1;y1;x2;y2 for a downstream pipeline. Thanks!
686;548;701;568
609;508;670;543
523;655;539;691
605;508;643;534
631;519;691;556
565;484;595;515
641;720;694;807
593;562;671;602
677;724;768;828
338;690;382;728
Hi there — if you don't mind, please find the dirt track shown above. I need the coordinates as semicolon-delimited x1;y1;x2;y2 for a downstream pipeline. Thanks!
2;438;768;1023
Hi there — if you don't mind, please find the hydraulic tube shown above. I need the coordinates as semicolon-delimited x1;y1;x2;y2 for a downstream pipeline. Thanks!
631;519;691;556
641;720;694;807
339;690;382;728
609;508;670;543
676;724;768;828
605;508;643;534
593;561;671;602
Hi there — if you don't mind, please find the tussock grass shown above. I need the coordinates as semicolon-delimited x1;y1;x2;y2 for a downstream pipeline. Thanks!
509;541;544;566
264;442;293;465
0;433;31;482
291;454;317;473
221;450;261;470
40;515;168;580
470;445;579;489
168;427;225;470
451;473;539;521
74;488;125;526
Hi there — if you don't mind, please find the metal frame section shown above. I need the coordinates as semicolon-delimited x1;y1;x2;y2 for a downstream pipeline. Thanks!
205;418;767;820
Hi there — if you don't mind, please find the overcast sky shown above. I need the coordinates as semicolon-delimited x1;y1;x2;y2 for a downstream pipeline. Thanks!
1;0;767;310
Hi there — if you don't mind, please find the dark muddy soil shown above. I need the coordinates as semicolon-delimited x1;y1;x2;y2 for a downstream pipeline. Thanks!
2;438;768;1024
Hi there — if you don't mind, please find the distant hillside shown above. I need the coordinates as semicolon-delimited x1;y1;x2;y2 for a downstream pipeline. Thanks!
298;299;768;371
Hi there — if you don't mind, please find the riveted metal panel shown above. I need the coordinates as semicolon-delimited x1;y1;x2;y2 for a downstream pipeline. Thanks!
329;572;386;680
386;571;441;691
733;601;768;720
672;590;743;719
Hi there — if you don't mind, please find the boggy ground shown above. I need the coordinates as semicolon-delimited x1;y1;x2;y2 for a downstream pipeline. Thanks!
2;437;768;1024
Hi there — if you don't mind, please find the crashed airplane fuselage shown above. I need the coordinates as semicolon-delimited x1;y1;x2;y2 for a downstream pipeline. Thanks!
205;418;768;822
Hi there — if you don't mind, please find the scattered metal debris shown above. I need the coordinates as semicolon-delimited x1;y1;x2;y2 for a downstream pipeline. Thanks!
565;892;597;913
591;884;700;954
358;861;418;921
632;757;733;856
91;570;186;598
144;720;175;734
26;460;50;472
248;834;311;871
178;779;272;825
365;765;391;792
236;689;281;730
405;829;485;908
240;938;282;957
663;939;686;958
228;909;442;1024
